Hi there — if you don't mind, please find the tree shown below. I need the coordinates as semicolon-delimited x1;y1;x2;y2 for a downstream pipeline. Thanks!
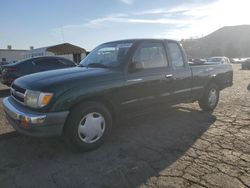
210;48;223;57
225;43;240;58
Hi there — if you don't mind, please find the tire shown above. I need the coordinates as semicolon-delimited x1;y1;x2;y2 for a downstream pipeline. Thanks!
198;83;219;111
64;101;112;151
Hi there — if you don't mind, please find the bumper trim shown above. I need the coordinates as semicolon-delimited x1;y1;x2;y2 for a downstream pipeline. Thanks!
3;97;47;124
3;97;69;137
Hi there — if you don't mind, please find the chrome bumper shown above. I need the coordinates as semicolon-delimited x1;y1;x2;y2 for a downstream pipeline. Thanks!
2;97;69;137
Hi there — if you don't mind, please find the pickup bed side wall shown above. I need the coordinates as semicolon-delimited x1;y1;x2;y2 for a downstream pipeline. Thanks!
190;63;233;100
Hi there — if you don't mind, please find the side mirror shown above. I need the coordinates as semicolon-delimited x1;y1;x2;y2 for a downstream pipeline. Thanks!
129;61;144;72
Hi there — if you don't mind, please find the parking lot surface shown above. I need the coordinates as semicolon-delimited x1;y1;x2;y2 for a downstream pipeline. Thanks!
0;64;249;188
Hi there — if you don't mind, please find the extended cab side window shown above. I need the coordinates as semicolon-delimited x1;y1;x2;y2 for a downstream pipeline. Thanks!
167;42;185;68
132;42;168;69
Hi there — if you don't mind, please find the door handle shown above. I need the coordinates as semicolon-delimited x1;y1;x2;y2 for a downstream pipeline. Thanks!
165;74;173;79
127;78;143;82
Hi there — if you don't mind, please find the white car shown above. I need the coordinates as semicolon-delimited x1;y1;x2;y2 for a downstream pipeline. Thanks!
206;57;230;64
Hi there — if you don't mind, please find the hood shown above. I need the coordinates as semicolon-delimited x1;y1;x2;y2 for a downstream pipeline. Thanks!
14;67;118;91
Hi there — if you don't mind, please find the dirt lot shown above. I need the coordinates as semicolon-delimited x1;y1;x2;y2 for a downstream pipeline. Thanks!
0;64;249;188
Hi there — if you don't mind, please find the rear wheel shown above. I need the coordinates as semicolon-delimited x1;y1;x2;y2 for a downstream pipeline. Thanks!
198;83;219;111
64;102;112;151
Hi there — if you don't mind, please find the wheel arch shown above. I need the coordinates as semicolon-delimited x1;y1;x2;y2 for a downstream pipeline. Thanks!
68;96;117;122
205;76;222;90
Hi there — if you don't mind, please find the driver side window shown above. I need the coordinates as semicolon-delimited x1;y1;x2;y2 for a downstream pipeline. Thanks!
132;42;168;69
167;42;185;68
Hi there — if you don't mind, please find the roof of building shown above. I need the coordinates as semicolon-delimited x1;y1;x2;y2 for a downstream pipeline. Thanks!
24;43;86;55
47;43;86;55
35;43;86;55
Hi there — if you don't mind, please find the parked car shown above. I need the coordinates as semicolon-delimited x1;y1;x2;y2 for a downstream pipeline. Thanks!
206;57;230;64
0;62;9;77
7;60;18;64
0;61;9;66
0;56;76;86
229;58;235;64
192;58;207;65
3;39;233;151
241;58;250;69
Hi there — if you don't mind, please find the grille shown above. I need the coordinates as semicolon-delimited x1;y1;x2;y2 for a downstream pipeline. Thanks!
11;84;26;103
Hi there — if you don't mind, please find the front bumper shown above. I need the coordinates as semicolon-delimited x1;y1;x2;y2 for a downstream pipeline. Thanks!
2;97;69;137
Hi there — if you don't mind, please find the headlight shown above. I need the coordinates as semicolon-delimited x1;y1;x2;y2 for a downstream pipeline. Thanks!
24;90;53;108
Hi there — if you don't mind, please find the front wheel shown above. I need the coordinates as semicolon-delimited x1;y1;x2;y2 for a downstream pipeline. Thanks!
198;84;219;111
64;102;112;151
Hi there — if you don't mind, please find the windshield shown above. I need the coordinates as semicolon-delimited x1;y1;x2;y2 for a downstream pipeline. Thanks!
80;42;133;68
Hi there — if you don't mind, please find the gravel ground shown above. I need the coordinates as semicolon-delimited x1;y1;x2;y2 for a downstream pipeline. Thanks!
0;64;249;188
0;85;13;134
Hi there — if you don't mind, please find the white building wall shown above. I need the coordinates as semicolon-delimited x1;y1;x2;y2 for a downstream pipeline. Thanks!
23;46;86;62
59;54;86;62
0;50;27;62
24;51;86;62
57;54;74;61
23;48;48;59
58;54;86;62
81;53;86;59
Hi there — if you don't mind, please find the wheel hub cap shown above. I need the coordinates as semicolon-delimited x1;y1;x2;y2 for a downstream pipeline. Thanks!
208;88;217;107
78;112;105;143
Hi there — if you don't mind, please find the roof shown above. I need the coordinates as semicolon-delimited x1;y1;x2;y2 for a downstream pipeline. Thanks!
20;56;74;62
24;43;86;55
102;38;178;44
46;43;86;55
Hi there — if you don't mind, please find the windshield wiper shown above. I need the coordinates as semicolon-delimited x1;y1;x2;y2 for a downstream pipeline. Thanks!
87;63;109;68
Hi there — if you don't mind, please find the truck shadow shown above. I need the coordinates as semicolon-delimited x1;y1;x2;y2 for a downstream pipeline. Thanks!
0;105;215;187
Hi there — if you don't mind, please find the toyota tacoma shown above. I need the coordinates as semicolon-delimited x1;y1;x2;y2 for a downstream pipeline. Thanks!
3;39;233;151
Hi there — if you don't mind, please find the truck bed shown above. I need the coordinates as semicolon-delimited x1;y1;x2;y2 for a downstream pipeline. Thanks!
190;63;233;100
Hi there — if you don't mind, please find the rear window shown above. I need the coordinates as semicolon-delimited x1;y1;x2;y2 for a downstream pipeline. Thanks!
57;59;75;66
33;58;60;66
11;59;31;66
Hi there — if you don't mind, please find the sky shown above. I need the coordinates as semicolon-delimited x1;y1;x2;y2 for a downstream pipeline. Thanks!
1;0;250;51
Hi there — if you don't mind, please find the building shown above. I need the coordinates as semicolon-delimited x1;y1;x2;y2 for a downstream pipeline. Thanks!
0;45;28;63
23;43;86;63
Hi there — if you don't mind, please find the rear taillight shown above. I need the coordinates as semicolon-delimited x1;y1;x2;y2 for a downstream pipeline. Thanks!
3;67;17;73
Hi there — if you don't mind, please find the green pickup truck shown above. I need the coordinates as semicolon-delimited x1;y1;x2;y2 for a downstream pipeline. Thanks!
3;39;233;151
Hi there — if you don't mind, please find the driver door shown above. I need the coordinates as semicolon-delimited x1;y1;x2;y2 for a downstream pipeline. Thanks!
120;41;174;115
